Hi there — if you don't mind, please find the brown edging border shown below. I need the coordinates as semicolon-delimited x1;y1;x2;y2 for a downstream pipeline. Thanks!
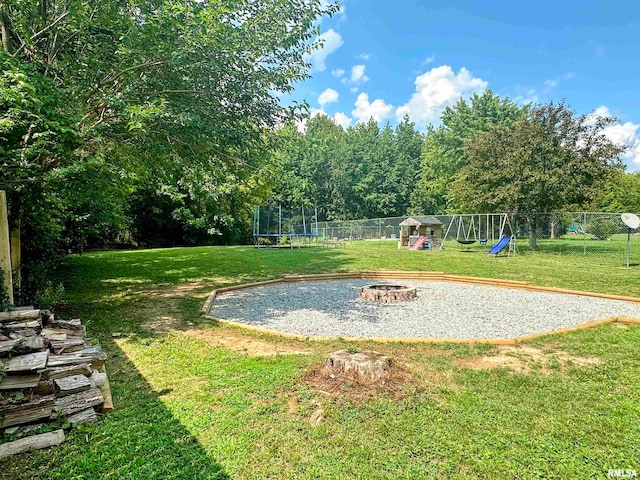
201;271;640;345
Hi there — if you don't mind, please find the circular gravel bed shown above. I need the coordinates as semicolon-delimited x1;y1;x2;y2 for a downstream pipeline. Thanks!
209;279;640;339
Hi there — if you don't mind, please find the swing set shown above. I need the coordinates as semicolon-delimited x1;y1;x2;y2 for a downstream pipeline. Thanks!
440;213;515;253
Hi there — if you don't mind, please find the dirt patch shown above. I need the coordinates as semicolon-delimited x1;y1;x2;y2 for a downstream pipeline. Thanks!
455;345;601;374
183;329;311;357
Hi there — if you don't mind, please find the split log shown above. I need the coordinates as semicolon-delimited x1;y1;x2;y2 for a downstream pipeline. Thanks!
0;429;65;460
54;375;91;397
49;338;87;355
325;350;394;384
32;380;54;396
47;346;106;369
90;371;107;388
41;363;92;380
1;351;49;373
3;320;42;335
97;365;113;413
0;391;25;406
0;395;55;428
42;327;85;339
8;329;38;338
53;387;103;416
0;310;41;323
45;320;86;333
0;339;19;355
12;335;46;355
0;374;41;391
3;422;44;439
67;408;98;427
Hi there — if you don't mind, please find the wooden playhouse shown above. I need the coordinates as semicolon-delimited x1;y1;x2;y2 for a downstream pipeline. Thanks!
398;216;443;249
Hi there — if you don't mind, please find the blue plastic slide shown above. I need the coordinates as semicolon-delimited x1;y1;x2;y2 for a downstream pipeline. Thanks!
487;236;510;255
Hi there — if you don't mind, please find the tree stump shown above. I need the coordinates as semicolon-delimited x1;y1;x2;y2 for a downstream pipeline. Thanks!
325;350;393;384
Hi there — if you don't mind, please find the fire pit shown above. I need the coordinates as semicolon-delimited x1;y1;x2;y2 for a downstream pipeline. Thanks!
360;285;417;303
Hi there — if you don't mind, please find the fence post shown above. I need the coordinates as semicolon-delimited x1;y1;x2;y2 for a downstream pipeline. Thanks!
0;191;14;305
583;212;587;256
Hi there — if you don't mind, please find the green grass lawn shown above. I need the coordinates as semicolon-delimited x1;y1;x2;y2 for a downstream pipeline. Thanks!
3;242;640;479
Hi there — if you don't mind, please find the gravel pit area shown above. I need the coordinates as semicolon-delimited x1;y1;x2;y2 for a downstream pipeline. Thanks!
209;279;640;339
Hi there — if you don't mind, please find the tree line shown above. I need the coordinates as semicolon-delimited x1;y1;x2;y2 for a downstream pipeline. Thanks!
274;91;637;222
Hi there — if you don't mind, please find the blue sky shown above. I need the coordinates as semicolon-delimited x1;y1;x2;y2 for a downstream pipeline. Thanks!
292;0;640;170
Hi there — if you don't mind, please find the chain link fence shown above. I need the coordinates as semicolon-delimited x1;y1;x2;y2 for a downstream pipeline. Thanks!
317;212;640;262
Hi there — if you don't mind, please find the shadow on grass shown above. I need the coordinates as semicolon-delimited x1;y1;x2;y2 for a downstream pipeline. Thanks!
1;338;229;480
59;246;353;303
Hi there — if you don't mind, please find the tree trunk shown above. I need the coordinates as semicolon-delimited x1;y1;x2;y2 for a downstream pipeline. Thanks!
325;350;393;384
527;215;539;250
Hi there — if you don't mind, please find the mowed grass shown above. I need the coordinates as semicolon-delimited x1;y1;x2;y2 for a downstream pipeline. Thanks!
3;241;640;479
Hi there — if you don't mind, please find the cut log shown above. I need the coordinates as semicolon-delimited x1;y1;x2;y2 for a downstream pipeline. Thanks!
0;374;41;391
90;371;107;388
45;320;86;333
325;350;394;384
47;346;106;369
0;429;65;460
14;335;46;355
54;375;91;397
1;351;49;373
32;380;54;396
53;387;103;417
3;320;42;335
0;391;25;406
3;422;45;439
0;395;55;428
67;407;98;427
97;365;113;413
42;327;84;339
49;338;86;355
0;339;19;355
41;363;92;380
0;309;41;323
8;329;37;338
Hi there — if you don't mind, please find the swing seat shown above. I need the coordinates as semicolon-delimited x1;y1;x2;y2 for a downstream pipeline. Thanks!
456;239;476;245
479;238;487;246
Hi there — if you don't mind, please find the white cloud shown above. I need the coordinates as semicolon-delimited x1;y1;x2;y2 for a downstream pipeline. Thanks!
350;64;369;83
333;112;352;129
514;87;539;105
305;29;343;72
423;55;435;65
358;53;370;60
543;72;574;93
318;87;339;106
331;68;345;78
296;108;352;132
395;65;487;125
590;106;640;170
352;92;394;124
349;87;359;93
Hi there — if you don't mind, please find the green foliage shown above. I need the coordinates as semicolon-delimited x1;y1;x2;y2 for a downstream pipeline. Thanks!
452;101;625;248
595;172;640;212
1;0;338;298
273;115;423;220
33;281;65;310
411;90;521;213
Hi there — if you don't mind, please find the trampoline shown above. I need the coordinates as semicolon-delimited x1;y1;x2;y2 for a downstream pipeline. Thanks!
253;202;318;248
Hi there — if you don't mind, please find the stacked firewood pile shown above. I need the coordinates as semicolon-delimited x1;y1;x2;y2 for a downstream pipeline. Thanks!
0;308;112;459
